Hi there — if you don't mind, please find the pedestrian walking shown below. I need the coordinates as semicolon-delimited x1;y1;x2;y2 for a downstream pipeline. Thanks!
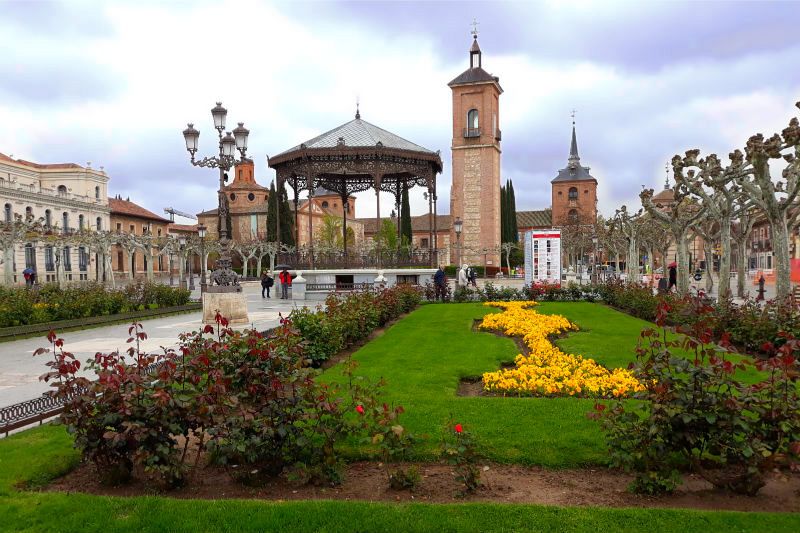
457;264;468;286
468;266;478;287
261;270;274;298
279;268;291;299
433;265;447;301
757;274;766;301
668;262;677;292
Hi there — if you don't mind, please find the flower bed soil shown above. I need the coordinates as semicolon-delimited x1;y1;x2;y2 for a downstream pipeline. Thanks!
44;459;800;512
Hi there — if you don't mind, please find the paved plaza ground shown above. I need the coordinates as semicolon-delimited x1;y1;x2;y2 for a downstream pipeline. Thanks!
0;282;304;407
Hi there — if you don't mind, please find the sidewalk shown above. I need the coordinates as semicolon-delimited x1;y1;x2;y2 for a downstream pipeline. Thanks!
0;283;310;406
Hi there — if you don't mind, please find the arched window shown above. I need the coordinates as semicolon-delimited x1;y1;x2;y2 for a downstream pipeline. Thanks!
95;186;100;199
62;212;69;233
568;187;578;201
321;201;329;209
44;210;52;227
78;214;85;230
467;109;479;129
96;217;102;231
25;206;32;221
4;203;11;222
25;243;37;270
568;209;578;223
57;185;67;196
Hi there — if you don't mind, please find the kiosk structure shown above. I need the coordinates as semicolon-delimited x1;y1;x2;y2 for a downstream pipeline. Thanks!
524;229;562;286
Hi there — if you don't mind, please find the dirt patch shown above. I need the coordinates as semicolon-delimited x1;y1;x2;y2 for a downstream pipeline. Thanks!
44;460;800;512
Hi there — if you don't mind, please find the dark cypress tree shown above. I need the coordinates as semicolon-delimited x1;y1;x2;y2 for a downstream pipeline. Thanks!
279;185;295;245
500;182;508;243
509;180;519;242
266;181;278;241
400;185;412;247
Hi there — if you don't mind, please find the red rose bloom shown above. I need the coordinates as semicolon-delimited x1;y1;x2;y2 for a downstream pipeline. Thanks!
454;423;463;433
356;405;365;414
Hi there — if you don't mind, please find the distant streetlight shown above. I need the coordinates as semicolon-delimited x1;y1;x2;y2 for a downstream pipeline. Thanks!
198;224;207;293
454;216;463;271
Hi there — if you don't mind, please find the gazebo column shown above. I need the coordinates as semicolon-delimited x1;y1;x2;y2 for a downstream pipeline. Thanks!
307;184;315;269
275;173;283;249
375;173;383;269
427;178;434;268
395;180;402;236
433;180;438;265
293;176;300;251
341;190;349;266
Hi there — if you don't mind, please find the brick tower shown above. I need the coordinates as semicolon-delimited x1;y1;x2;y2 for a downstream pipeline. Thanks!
448;31;502;268
551;120;597;226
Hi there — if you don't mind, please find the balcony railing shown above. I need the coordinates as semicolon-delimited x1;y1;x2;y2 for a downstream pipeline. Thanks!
0;180;104;205
463;128;481;139
307;282;375;292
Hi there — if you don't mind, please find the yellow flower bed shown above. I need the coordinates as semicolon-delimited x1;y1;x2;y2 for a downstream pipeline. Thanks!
480;301;643;398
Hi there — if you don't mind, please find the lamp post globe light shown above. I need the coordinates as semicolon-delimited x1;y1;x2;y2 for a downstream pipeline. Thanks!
454;216;463;274
182;102;250;293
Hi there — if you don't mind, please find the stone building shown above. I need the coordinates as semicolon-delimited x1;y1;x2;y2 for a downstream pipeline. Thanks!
448;33;502;267
0;152;110;284
294;186;363;247
109;196;171;277
550;123;598;226
197;159;270;242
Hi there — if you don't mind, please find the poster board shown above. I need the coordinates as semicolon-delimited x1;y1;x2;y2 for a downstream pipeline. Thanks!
524;229;562;286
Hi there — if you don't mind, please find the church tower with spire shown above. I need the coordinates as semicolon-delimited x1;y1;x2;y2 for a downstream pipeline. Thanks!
448;26;503;267
551;118;598;225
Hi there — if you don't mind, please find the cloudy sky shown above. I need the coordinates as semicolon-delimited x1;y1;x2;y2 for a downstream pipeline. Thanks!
1;0;799;223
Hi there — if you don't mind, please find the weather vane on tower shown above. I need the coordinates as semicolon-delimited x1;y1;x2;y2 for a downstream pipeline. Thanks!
665;162;671;188
570;109;577;125
471;18;479;39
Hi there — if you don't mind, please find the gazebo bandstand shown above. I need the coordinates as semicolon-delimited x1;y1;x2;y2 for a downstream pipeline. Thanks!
268;111;443;269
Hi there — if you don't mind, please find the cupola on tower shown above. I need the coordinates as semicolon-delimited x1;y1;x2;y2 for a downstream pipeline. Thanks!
448;28;503;267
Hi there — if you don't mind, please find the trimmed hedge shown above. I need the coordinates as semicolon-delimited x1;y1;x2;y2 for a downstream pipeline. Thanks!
0;281;192;327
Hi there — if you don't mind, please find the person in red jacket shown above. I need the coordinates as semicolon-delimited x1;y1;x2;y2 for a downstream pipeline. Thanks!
279;268;292;299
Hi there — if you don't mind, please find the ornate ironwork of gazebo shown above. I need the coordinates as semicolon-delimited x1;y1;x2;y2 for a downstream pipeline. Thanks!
268;109;443;268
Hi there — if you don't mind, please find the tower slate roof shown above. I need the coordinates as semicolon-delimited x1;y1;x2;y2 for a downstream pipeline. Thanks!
271;116;436;158
552;123;596;183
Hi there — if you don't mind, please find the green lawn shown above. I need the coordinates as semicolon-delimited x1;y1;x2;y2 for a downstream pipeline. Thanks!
2;302;797;532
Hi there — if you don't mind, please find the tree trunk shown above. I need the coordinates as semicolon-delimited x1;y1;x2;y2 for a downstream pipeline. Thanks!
105;252;116;289
628;237;639;283
178;253;185;288
3;248;13;284
677;233;690;295
647;246;655;286
771;215;791;299
736;241;747;298
704;247;714;293
718;219;732;298
145;250;154;281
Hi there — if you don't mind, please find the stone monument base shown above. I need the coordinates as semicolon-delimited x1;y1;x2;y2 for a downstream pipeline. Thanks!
202;288;249;325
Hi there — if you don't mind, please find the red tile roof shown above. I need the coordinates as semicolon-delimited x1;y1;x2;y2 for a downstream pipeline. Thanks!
109;197;170;223
169;223;198;232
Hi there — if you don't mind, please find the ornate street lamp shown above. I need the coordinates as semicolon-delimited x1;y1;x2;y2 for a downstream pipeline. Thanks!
182;102;250;291
198;224;207;294
454;216;463;274
591;235;599;284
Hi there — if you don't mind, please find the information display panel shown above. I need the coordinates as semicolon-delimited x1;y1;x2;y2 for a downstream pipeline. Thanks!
524;229;562;286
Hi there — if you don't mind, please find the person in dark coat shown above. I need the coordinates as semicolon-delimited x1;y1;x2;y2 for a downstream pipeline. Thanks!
668;265;677;292
433;266;447;301
260;270;274;298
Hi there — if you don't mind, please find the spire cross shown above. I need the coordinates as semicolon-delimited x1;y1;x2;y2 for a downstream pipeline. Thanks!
470;18;479;39
664;163;670;188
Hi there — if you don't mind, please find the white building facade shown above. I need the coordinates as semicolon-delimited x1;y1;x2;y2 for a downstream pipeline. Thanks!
0;153;111;284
